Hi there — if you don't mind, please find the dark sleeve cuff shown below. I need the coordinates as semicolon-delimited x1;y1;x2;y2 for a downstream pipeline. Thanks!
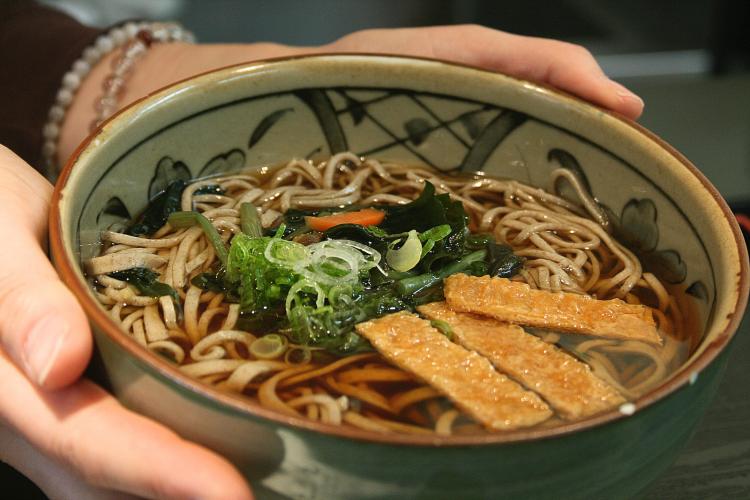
0;1;103;170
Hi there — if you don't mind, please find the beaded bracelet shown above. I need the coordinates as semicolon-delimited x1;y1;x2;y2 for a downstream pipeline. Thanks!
41;21;195;179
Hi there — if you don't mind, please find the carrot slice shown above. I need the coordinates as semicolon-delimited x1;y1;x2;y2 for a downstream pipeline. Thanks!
305;209;385;231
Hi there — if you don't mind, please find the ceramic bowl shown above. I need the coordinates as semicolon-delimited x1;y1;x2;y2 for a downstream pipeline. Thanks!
50;55;748;499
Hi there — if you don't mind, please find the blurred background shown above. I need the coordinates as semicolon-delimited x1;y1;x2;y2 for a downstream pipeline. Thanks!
12;1;750;498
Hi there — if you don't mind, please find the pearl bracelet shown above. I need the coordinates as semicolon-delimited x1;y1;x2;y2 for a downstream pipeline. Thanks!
42;21;195;179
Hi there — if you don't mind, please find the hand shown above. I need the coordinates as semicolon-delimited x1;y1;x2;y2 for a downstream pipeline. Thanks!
59;25;643;163
0;145;252;499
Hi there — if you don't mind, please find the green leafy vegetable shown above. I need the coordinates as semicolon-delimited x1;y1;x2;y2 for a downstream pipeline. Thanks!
110;267;179;302
377;182;471;273
396;249;487;296
430;319;454;340
168;211;229;265
240;202;262;237
418;224;451;258
126;180;185;236
286;286;407;354
324;224;391;254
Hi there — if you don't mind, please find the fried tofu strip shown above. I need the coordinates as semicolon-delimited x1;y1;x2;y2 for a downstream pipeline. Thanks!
355;312;552;431
418;302;626;419
444;274;661;345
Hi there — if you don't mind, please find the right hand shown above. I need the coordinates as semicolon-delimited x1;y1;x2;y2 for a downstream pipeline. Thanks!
59;25;644;163
0;145;253;499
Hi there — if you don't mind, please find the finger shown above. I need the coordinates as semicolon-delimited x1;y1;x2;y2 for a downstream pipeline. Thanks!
426;25;644;119
0;145;92;389
0;351;253;499
0;422;134;500
331;26;644;120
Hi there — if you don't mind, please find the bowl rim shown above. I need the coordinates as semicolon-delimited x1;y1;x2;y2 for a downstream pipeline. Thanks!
50;53;750;447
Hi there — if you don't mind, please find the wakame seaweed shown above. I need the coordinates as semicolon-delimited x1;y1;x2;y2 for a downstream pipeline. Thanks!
379;182;448;234
126;179;186;236
191;270;233;295
193;184;224;196
109;267;179;302
126;182;225;237
487;241;524;278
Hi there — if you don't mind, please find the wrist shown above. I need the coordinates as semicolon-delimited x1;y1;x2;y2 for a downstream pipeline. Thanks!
57;50;116;165
58;42;318;165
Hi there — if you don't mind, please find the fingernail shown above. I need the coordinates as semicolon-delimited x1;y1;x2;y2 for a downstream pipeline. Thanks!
610;80;644;107
22;317;67;386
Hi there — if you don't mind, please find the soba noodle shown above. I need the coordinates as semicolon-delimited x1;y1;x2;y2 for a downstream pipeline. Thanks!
90;153;689;435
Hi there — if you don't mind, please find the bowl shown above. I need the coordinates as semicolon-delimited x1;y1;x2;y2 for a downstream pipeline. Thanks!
50;54;748;499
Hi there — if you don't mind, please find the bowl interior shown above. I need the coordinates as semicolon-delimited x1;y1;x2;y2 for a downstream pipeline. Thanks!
52;54;748;444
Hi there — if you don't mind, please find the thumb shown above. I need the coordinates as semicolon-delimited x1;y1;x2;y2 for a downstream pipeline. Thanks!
0;145;92;390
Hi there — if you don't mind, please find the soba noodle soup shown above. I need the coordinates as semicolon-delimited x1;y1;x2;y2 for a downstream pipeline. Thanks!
88;153;690;435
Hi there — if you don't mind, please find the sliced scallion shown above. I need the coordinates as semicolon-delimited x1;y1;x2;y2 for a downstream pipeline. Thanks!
250;334;288;359
285;347;312;365
385;230;422;272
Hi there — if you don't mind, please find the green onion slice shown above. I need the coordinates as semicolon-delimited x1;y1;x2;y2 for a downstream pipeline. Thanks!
264;238;308;268
285;347;312;365
386;230;422;272
250;334;288;359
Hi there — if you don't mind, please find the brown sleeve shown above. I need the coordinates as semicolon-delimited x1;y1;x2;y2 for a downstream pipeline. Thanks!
0;0;103;171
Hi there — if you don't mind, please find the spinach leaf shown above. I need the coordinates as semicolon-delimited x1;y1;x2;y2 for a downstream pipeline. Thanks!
168;211;229;265
126;180;186;236
240;202;262;237
397;249;487;296
418;224;451;258
110;267;179;302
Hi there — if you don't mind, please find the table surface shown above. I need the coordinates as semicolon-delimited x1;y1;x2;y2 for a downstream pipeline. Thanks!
643;312;750;499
